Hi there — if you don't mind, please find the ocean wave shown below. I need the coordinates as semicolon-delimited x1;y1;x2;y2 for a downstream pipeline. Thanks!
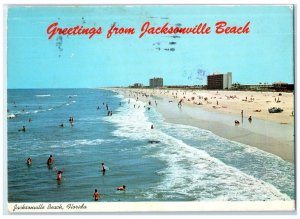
166;122;294;196
7;114;16;119
105;97;292;201
50;139;111;149
113;93;125;99
146;134;290;201
35;94;51;97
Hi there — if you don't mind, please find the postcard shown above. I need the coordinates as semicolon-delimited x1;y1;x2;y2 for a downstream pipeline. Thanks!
4;4;295;213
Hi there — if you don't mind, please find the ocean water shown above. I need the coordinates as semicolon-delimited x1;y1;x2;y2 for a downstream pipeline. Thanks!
7;89;295;202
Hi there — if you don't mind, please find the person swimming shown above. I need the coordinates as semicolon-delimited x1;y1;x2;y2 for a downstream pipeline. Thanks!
93;189;100;201
26;157;32;165
47;155;54;165
148;140;160;144
59;123;64;127
117;185;126;191
18;126;26;132
151;124;154;129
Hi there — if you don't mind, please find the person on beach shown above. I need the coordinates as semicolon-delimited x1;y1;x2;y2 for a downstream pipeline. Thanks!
241;110;243;118
56;169;64;181
178;99;183;107
93;189;100;201
26;157;32;165
117;185;126;191
47;155;54;165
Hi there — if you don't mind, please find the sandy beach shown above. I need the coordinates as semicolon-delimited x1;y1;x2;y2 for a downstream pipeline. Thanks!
111;88;294;163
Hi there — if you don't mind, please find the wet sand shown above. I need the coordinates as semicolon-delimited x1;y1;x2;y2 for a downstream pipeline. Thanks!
110;88;294;163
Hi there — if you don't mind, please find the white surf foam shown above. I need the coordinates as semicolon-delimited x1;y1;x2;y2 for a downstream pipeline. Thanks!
106;97;292;201
50;139;111;149
35;94;51;97
7;114;16;119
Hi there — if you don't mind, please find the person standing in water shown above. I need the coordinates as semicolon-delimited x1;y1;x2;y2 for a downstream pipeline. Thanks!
26;157;32;165
56;169;64;181
47;155;54;165
101;163;106;175
93;189;100;201
248;116;252;123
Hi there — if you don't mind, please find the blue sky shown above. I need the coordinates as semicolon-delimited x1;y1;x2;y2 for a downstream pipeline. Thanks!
7;5;294;88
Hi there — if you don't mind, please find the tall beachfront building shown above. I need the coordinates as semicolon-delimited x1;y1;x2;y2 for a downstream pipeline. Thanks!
149;77;163;88
207;72;232;89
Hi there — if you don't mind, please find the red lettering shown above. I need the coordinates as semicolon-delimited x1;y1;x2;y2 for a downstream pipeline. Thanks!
215;21;227;34
67;28;74;34
140;21;150;38
47;22;102;39
73;26;80;34
243;21;250;33
107;24;135;38
47;22;58;39
161;23;169;34
62;28;68;35
139;22;211;38
215;21;250;34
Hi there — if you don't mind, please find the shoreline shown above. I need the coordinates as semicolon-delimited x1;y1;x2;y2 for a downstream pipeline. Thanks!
109;88;294;163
